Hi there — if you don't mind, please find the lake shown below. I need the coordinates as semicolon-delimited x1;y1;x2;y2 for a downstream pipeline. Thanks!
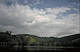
0;46;80;52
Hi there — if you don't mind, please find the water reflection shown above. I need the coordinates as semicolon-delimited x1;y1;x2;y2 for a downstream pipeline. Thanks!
0;46;80;52
12;46;63;50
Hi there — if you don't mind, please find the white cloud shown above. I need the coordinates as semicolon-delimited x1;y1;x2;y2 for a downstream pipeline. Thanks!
24;0;28;4
35;15;50;22
30;0;42;6
34;0;41;5
0;3;79;37
45;7;71;15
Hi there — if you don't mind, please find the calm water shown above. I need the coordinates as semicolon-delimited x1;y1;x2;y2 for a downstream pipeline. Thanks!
0;46;80;52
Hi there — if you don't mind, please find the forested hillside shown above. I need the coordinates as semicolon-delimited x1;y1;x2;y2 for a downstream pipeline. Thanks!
0;31;80;47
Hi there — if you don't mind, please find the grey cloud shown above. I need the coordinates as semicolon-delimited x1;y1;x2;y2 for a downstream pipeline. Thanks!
0;3;79;37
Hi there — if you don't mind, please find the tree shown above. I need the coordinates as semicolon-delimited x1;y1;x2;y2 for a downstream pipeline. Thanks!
6;31;12;35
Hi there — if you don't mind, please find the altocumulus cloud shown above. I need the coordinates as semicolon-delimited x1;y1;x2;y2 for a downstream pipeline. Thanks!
0;0;79;37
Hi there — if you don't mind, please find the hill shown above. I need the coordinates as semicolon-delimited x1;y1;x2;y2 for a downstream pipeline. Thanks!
60;34;80;43
0;31;80;47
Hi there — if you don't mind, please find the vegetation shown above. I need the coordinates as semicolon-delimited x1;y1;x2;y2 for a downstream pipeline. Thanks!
0;31;80;47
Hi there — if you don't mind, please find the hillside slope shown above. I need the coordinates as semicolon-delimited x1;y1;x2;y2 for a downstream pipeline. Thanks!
0;31;80;47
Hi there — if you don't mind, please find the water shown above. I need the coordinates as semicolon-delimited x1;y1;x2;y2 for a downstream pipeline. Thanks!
0;46;80;52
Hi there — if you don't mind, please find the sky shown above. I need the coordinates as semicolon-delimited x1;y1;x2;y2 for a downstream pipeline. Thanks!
0;0;80;37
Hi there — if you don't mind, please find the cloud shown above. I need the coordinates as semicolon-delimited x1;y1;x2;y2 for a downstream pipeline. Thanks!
0;0;18;3
29;0;42;6
0;2;79;37
24;0;28;4
45;7;71;15
33;0;41;6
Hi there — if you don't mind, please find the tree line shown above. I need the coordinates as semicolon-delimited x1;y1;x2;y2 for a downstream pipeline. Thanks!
0;31;80;47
